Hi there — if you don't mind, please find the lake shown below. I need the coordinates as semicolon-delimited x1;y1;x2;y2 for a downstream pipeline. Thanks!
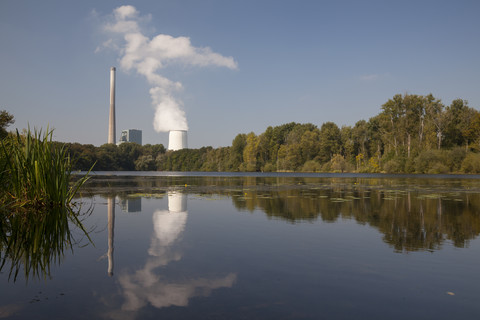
1;172;480;319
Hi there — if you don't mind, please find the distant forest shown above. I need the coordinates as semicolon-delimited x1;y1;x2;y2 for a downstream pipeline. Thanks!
63;93;480;174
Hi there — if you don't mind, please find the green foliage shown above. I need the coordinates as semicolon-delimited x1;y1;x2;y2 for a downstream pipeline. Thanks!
229;134;246;170
7;93;475;174
461;153;480;173
383;159;404;173
301;160;321;172
63;142;166;171
1;128;91;208
329;154;351;173
0;128;92;281
0;110;14;139
414;150;442;174
135;155;156;171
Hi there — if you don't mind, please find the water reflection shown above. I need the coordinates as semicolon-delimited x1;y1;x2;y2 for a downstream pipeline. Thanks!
87;176;480;253
229;186;480;252
0;206;90;282
121;198;141;212
107;197;115;276
114;192;236;315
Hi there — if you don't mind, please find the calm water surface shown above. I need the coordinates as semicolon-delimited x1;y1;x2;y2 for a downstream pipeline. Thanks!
1;173;480;319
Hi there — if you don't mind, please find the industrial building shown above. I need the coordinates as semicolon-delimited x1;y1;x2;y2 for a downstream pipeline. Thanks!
118;129;142;145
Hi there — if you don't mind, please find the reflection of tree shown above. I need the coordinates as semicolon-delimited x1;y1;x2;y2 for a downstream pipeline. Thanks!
113;192;236;317
228;180;480;252
86;175;480;253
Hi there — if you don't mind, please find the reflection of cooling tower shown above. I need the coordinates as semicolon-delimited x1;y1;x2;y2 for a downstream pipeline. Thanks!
168;192;187;212
150;192;188;254
168;130;187;151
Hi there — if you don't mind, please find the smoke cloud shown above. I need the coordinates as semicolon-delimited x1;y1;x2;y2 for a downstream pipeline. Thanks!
99;5;238;132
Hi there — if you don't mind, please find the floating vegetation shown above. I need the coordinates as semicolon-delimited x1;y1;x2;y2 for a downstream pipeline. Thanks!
127;193;164;199
346;196;361;200
417;194;444;200
330;198;352;202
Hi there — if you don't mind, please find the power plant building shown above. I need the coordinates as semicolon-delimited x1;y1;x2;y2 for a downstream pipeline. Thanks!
118;129;142;145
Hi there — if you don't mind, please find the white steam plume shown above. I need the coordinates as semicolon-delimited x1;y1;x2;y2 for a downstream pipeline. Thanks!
99;5;238;132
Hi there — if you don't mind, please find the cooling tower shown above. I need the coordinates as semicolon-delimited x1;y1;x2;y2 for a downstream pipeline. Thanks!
168;130;188;151
108;67;116;144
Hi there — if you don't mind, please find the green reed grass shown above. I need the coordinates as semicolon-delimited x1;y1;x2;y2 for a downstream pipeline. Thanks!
1;128;90;208
0;128;93;281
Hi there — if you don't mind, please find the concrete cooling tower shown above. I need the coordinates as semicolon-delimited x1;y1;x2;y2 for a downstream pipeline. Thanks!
168;130;188;151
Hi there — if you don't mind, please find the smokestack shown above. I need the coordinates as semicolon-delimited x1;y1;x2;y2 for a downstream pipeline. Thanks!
108;67;116;144
168;130;188;151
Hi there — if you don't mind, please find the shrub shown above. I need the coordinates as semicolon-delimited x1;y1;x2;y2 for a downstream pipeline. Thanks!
461;153;480;173
302;160;321;172
428;163;449;174
415;150;443;174
445;147;467;172
383;159;403;173
262;163;277;172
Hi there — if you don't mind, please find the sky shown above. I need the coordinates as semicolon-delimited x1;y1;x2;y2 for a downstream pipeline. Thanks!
1;0;479;148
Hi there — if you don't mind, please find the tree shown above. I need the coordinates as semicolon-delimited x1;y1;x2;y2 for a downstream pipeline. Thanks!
443;99;478;148
463;113;480;151
243;132;259;171
117;142;142;170
318;122;341;163
423;94;445;149
0;110;14;139
135;155;156;170
352;120;369;158
229;133;247;170
299;129;320;163
340;125;354;162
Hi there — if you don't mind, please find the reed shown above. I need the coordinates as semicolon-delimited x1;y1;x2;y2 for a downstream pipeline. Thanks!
1;128;91;209
0;128;93;281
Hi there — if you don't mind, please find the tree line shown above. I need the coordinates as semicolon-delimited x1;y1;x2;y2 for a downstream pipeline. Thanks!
3;93;480;173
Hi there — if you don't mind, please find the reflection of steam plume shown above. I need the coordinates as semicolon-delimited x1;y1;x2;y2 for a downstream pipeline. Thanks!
148;192;188;262
117;192;236;313
107;197;115;276
99;5;237;133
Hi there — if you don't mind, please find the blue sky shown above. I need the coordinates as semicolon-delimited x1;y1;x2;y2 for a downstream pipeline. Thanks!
1;0;479;148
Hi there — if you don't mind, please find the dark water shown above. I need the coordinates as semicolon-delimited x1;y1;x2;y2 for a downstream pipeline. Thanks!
2;173;480;319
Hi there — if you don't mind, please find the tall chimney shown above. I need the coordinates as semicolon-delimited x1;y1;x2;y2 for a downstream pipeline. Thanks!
108;67;116;144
